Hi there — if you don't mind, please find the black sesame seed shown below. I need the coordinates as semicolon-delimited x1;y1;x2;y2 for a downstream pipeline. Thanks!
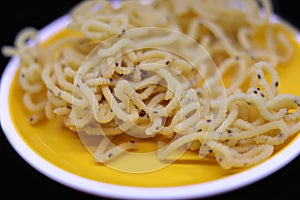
140;109;146;116
29;117;34;122
118;29;126;37
257;74;261;79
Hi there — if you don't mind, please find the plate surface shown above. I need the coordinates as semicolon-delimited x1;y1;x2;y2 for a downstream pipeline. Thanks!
1;14;300;200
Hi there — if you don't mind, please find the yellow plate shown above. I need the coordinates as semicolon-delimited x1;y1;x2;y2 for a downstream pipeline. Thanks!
1;14;300;199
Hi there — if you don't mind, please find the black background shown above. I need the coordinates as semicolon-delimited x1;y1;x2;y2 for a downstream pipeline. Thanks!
0;1;300;199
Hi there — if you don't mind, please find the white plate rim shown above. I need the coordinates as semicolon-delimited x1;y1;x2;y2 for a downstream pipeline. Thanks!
1;14;300;200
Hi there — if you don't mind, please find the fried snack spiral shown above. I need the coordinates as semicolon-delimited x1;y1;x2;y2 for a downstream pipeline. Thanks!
2;0;300;169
